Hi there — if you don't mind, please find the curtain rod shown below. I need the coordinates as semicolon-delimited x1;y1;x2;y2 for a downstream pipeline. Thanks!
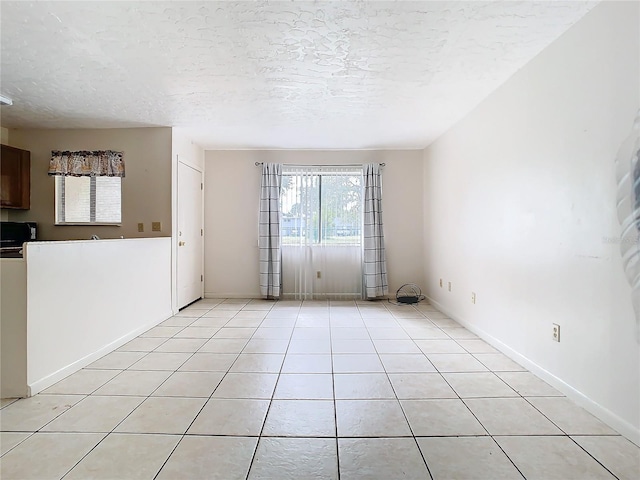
254;162;385;167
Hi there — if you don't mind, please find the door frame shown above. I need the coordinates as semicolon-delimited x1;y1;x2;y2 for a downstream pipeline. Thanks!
171;154;204;314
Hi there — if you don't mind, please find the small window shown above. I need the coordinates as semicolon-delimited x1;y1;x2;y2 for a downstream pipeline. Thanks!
55;176;122;225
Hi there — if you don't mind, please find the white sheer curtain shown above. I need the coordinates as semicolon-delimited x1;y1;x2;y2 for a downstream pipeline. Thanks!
281;166;363;300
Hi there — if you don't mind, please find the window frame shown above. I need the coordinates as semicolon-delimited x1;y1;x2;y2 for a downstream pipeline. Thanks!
280;167;363;246
54;175;123;226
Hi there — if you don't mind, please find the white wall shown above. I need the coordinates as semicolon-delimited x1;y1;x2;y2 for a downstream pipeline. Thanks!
26;238;172;394
172;128;205;171
423;1;639;443
204;150;424;298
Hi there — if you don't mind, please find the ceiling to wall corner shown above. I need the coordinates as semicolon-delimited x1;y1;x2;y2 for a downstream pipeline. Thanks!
0;1;598;149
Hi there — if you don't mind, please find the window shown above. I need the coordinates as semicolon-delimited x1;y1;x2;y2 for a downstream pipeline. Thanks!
280;167;362;245
55;176;122;224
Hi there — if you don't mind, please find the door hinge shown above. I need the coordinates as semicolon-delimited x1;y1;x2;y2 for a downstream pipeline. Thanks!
201;183;203;190
201;229;203;236
201;274;203;282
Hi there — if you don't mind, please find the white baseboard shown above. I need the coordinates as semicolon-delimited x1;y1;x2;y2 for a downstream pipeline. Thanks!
427;296;640;447
27;310;172;396
204;292;261;299
203;293;381;301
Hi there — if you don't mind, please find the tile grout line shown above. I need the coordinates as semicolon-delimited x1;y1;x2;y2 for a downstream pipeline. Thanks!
151;326;240;478
180;298;272;480
376;304;435;479
518;395;623;479
9;309;206;465
485;436;527;480
63;302;231;479
243;299;302;480
566;436;622;480
403;305;519;477
0;431;35;459
147;293;229;480
2;298;635;479
151;434;185;480
420;311;530;480
329;300;342;480
58;431;113;479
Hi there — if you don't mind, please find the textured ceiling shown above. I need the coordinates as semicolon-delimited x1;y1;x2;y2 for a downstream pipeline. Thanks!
0;1;597;149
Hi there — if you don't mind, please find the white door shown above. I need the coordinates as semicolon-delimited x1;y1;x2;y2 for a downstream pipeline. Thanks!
177;162;203;309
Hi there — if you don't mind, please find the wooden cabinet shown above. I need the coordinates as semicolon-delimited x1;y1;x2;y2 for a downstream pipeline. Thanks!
1;144;30;209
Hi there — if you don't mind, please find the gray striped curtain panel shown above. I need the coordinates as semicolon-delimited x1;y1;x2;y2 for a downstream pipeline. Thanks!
259;163;283;298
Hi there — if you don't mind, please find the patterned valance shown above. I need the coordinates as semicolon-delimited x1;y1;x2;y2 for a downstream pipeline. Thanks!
48;150;125;177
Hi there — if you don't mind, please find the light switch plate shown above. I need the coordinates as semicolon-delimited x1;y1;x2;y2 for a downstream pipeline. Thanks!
152;222;162;232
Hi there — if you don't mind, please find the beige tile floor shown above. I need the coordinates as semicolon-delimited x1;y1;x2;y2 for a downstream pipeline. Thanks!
1;298;639;479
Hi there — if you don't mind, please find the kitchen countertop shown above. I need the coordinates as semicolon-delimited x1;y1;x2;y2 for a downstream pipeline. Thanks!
0;247;23;258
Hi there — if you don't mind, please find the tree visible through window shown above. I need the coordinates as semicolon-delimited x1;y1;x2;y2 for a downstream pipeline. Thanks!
55;176;122;224
280;167;362;245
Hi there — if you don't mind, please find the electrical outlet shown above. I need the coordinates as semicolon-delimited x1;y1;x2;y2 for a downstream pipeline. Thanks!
471;292;476;304
448;282;452;292
552;323;560;342
152;222;162;232
439;279;443;288
137;223;144;232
